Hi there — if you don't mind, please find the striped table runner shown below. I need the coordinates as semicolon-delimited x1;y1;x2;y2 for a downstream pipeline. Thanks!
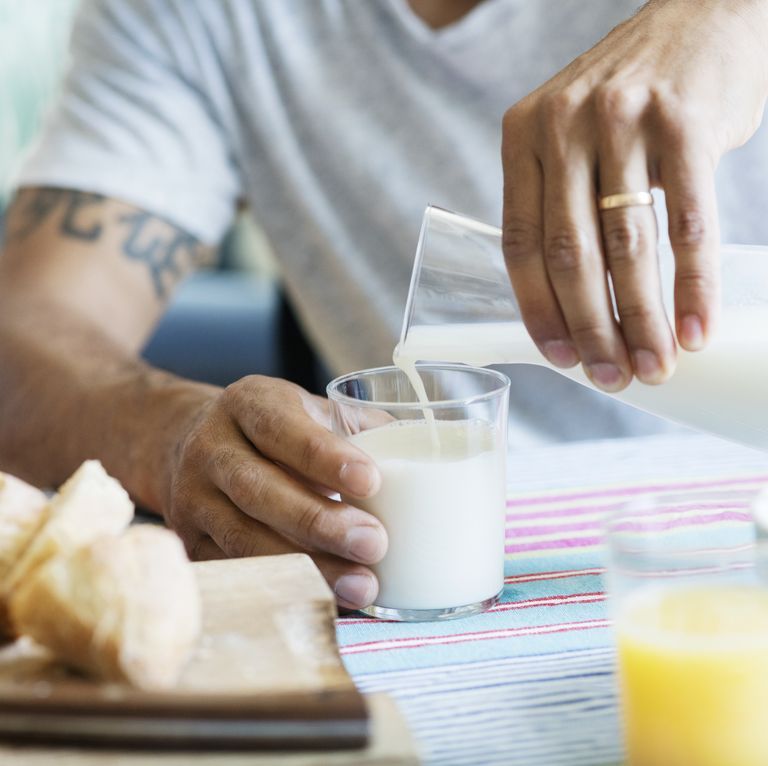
336;433;768;766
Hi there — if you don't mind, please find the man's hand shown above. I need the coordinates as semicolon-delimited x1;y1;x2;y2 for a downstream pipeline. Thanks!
166;375;387;610
501;0;768;391
0;189;386;610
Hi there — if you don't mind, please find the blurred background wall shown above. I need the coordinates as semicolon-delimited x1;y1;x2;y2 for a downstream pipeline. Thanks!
0;0;78;203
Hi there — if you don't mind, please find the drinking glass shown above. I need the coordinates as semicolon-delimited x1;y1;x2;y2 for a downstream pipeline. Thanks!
605;488;768;766
327;364;510;622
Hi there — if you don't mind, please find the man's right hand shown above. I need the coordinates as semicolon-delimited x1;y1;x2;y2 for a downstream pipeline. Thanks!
166;375;387;610
0;188;385;611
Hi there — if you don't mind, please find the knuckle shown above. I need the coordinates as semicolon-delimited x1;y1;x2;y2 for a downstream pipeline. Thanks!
502;105;525;135
502;218;541;265
602;217;646;264
568;319;614;347
219;525;250;558
300;433;329;473
676;267;717;297
544;228;591;274
210;444;237;477
187;536;207;561
221;380;245;408
295;501;328;544
540;87;583;127
594;83;644;127
227;460;264;505
670;207;709;248
195;504;217;532
250;405;283;440
222;375;264;410
649;83;680;114
617;302;658;327
180;424;211;465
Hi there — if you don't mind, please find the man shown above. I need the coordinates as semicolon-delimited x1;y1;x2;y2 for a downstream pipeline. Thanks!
1;0;767;609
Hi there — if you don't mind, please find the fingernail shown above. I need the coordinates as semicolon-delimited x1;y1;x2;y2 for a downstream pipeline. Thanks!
543;340;579;368
632;349;662;384
335;573;377;608
340;462;379;497
345;525;387;564
680;314;704;350
588;363;625;392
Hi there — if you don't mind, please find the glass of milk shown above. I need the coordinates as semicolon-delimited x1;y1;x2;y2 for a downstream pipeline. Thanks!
606;490;768;766
327;363;510;621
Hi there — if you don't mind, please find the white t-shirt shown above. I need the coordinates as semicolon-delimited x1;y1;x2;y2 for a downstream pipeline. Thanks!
17;0;768;445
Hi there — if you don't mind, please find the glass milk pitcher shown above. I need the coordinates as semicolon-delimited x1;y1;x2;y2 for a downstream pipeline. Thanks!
395;206;768;451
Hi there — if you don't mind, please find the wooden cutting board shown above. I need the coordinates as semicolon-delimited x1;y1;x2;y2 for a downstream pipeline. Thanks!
0;553;418;764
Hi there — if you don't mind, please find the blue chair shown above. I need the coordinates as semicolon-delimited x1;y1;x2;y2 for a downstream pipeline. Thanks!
141;269;282;388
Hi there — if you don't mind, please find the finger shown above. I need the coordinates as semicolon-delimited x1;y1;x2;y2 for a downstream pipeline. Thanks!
207;441;388;565
196;487;304;557
187;535;227;561
229;380;381;499
196;494;379;609
280;463;337;498
543;147;632;391
501;123;578;369
312;551;379;611
597;131;676;384
307;390;396;434
659;144;720;350
332;406;397;436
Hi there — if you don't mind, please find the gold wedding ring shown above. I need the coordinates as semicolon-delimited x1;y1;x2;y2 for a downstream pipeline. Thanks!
598;191;654;211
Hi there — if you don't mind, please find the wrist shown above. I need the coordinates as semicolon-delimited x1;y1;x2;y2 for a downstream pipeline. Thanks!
97;367;220;515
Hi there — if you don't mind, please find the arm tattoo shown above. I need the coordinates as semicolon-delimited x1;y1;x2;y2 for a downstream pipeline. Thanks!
4;189;62;240
6;189;105;242
119;211;208;300
62;193;104;240
4;188;211;301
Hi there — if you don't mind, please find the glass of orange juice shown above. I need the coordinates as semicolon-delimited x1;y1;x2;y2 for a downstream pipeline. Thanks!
606;488;768;766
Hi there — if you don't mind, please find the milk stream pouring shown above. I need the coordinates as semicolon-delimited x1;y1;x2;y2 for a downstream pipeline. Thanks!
395;207;768;451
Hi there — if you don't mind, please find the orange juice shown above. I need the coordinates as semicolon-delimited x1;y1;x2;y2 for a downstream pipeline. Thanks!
616;584;768;766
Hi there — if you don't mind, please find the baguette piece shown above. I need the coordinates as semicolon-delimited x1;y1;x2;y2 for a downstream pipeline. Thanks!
10;525;201;689
0;473;49;638
5;460;133;596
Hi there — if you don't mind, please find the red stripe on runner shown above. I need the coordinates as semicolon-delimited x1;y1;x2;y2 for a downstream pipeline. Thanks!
339;618;612;655
492;593;605;614
505;474;768;509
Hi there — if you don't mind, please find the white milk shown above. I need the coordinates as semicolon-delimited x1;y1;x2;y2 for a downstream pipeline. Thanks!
347;419;506;610
395;307;768;451
396;355;440;455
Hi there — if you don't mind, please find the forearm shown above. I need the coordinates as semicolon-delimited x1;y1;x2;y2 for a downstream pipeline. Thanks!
0;296;217;512
0;187;221;510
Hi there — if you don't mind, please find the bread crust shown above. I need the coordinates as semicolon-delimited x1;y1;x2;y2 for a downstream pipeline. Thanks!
0;473;49;641
10;525;201;689
5;460;133;597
